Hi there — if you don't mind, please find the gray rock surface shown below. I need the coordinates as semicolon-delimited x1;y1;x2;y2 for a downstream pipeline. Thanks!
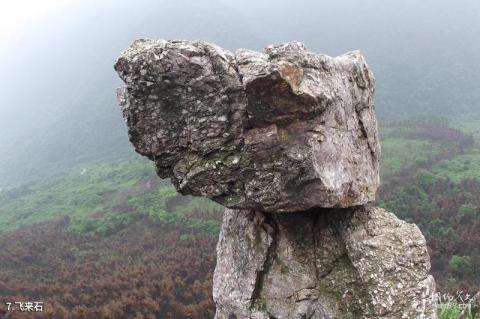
115;39;437;319
114;39;380;212
213;206;438;319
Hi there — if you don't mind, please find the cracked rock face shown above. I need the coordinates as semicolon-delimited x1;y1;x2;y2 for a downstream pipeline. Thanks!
213;206;438;319
114;39;380;212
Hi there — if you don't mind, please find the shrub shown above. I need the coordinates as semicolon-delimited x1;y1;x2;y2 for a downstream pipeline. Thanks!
449;255;474;275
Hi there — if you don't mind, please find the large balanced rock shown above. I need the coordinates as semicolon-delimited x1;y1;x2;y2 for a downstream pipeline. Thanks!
114;39;380;212
213;206;437;319
115;40;437;318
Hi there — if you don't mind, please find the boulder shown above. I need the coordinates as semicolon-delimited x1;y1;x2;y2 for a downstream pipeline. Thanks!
114;40;380;212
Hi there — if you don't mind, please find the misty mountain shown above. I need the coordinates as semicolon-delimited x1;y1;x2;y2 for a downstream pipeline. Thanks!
1;0;479;187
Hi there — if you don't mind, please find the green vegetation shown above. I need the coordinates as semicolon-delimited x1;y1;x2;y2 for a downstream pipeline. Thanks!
453;113;480;138
458;203;477;221
438;302;479;319
0;156;221;236
439;302;463;319
437;291;480;319
449;255;474;275
380;137;441;176
0;157;151;231
431;153;480;182
378;119;479;293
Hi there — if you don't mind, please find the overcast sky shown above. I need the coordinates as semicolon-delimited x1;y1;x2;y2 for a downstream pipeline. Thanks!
0;0;73;46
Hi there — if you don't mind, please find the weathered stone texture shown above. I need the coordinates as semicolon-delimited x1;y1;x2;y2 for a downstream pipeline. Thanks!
115;40;380;212
115;40;437;319
213;206;437;319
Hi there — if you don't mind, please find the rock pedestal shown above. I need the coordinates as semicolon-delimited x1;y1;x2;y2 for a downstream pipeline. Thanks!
213;206;437;319
115;39;438;319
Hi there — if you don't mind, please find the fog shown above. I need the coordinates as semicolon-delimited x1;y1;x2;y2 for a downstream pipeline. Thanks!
1;0;479;186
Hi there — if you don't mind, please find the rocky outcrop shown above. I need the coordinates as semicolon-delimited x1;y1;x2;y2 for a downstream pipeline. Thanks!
114;39;380;212
213;206;437;319
115;40;437;319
